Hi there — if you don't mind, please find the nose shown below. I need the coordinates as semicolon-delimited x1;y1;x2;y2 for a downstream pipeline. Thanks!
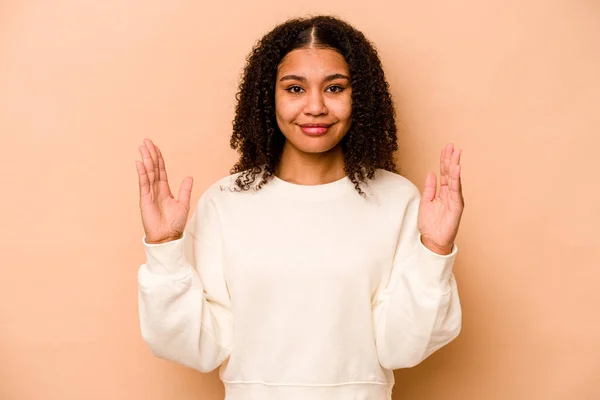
303;90;328;116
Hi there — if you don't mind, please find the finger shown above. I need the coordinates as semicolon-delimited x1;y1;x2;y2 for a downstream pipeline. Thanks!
451;148;463;197
439;145;447;187
139;145;155;184
421;172;437;202
449;164;463;204
178;176;194;209
136;160;150;197
451;147;462;166
144;139;160;185
156;146;168;183
441;143;453;187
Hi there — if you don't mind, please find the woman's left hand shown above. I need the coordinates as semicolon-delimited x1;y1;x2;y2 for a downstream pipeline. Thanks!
417;143;465;255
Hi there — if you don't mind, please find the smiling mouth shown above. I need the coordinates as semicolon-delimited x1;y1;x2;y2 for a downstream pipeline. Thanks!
299;123;333;136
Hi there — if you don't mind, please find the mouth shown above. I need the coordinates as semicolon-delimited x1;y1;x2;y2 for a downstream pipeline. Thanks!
299;123;333;136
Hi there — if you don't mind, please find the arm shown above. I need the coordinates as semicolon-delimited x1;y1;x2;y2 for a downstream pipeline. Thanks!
372;189;462;370
137;190;233;372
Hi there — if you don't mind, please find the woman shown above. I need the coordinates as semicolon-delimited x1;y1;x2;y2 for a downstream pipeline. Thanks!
135;15;464;400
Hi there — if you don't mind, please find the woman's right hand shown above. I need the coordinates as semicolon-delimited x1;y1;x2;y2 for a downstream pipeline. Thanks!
136;138;194;244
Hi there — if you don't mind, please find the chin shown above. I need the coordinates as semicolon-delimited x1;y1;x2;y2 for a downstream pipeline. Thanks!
291;138;342;154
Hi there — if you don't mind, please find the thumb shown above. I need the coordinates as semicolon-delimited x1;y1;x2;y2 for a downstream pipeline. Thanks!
421;172;437;202
177;176;194;209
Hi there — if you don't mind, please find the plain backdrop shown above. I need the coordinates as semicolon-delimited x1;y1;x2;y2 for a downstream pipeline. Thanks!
1;0;598;399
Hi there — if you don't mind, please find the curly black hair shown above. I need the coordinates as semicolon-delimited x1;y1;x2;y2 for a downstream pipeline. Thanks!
229;15;399;196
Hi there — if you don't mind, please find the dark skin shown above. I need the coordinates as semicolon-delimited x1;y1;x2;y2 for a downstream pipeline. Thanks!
418;143;464;255
273;47;352;185
228;16;400;196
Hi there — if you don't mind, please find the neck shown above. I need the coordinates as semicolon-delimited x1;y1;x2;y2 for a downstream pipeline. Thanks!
275;142;346;185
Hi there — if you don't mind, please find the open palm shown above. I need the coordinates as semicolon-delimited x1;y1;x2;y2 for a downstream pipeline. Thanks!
417;143;464;255
136;138;194;244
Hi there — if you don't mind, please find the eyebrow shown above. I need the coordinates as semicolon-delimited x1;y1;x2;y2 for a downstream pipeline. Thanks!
279;73;350;83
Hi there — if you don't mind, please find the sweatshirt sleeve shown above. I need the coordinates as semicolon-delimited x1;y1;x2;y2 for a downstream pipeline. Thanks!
372;185;462;370
137;189;233;373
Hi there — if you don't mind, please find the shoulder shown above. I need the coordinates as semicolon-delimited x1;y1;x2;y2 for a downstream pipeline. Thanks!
370;168;420;194
200;168;264;204
366;168;421;203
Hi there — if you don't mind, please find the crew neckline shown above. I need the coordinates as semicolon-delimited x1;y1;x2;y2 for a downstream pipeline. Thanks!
268;173;354;201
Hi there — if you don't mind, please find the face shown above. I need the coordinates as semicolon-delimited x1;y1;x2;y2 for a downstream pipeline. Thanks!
274;47;352;155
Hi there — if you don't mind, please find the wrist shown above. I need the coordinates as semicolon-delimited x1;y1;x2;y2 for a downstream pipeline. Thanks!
145;234;183;245
420;236;453;255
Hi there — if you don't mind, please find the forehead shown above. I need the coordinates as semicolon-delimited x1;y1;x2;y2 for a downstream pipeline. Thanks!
277;47;349;75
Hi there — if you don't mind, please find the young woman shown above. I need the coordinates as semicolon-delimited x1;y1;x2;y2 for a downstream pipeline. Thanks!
135;15;464;400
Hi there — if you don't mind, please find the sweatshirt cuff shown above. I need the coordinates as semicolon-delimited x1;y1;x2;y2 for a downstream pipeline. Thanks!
415;233;458;292
141;232;191;276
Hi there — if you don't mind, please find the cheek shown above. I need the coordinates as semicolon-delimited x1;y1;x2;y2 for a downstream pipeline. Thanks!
275;96;295;123
329;97;352;122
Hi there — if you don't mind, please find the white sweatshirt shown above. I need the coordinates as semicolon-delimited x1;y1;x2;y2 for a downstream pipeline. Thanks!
137;168;461;400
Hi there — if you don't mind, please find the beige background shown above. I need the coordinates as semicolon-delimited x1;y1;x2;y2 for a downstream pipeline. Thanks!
1;0;598;399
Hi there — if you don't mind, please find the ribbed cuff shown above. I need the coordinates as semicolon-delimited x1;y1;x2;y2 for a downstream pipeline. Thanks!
141;232;191;276
415;233;458;292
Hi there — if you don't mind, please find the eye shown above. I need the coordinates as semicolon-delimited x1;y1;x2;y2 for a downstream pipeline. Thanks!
285;85;304;94
326;85;345;93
